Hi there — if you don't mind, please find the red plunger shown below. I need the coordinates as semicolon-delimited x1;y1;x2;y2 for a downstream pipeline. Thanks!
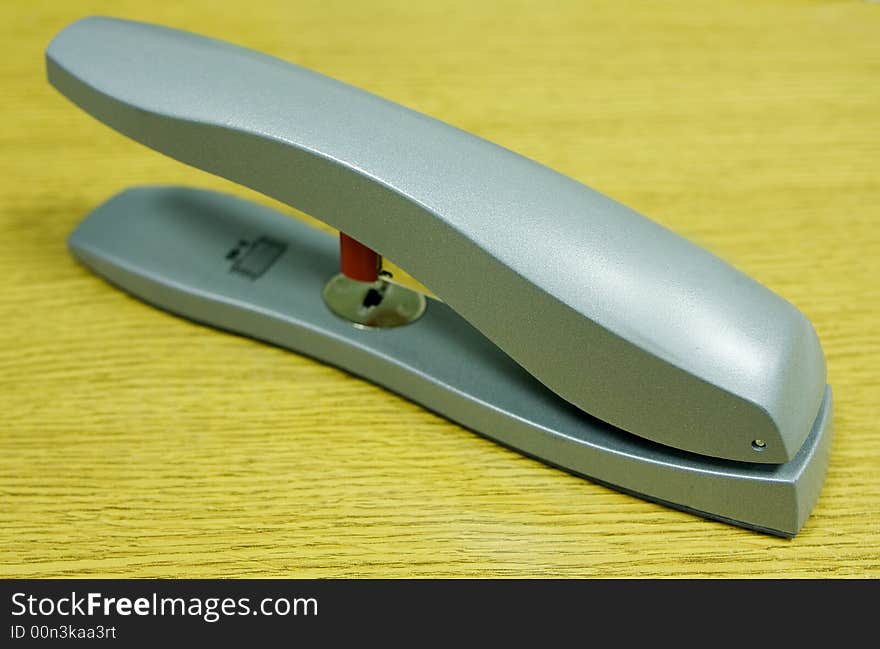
339;232;381;282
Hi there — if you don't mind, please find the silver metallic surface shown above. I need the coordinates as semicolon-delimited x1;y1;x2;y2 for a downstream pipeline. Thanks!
46;17;827;463
322;273;427;328
67;187;832;536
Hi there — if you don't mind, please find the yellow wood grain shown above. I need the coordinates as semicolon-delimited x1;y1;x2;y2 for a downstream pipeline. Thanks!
1;0;878;578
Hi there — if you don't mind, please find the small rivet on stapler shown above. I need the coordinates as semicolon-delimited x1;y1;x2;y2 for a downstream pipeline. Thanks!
752;439;767;451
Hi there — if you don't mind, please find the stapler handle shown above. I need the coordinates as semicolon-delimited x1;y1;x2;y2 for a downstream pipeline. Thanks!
46;16;826;463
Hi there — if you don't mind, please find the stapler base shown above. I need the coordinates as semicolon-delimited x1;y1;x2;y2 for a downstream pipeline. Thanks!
68;186;832;536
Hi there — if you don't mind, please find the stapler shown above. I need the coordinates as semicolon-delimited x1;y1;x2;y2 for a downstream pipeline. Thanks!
45;16;832;536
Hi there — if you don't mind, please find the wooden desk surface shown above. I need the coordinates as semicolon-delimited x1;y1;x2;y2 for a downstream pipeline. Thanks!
2;0;878;578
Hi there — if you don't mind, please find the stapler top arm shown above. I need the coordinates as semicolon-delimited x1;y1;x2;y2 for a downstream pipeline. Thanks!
46;16;827;465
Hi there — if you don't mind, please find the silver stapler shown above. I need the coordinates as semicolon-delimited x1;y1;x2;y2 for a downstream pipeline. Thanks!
46;17;832;536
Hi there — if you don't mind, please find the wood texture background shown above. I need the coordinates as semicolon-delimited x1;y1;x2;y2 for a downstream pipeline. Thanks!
1;0;878;578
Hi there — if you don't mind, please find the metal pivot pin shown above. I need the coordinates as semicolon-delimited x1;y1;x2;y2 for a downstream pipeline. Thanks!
322;232;426;328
